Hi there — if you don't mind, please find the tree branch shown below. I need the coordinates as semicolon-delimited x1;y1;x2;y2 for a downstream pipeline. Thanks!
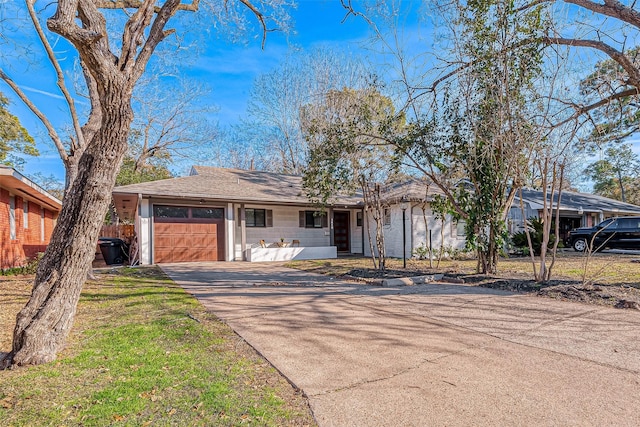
132;0;181;81
0;69;68;164
545;37;640;86
565;0;640;29
94;0;201;13
121;0;157;73
26;0;85;154
238;0;268;49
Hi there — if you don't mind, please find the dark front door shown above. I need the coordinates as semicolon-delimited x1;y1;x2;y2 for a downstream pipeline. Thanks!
333;211;350;252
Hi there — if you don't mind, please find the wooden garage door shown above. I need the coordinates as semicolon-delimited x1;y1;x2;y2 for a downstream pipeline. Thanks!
153;205;225;263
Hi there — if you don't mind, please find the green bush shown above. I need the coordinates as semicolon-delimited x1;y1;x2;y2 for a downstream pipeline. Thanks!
511;217;556;256
0;252;43;276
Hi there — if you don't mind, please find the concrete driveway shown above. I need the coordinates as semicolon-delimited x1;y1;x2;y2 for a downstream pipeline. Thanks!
160;262;640;427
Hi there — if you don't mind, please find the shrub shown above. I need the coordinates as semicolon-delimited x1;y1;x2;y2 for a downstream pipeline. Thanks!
0;252;44;276
511;217;556;255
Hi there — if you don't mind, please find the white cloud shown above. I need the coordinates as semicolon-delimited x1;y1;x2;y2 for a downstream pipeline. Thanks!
21;86;66;101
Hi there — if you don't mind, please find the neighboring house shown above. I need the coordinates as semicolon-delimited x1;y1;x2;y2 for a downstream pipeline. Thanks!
0;165;62;269
363;179;467;260
112;166;365;264
509;188;640;243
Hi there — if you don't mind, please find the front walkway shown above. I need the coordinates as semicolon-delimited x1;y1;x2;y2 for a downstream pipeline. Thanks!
161;262;640;427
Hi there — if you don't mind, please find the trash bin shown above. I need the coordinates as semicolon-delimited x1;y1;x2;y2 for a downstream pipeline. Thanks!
98;238;128;265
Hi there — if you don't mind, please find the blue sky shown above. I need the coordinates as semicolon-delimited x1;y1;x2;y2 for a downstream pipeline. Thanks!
1;0;380;182
2;1;638;191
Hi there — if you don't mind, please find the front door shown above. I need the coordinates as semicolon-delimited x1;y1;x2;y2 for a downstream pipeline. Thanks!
333;211;350;252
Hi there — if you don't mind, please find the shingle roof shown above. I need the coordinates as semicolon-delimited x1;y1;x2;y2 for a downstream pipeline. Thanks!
113;166;362;206
0;165;62;211
518;188;640;214
381;179;446;204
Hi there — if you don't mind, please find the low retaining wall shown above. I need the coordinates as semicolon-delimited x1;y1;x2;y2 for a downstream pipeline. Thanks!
245;246;337;262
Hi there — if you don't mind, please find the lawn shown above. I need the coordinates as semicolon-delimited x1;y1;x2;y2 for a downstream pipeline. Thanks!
0;267;315;426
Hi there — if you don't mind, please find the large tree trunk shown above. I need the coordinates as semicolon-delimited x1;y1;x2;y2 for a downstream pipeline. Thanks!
4;93;132;366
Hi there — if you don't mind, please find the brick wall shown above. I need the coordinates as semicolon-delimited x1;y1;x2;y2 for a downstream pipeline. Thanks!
1;188;58;270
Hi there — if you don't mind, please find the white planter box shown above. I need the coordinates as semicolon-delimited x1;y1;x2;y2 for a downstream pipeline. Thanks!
245;246;337;262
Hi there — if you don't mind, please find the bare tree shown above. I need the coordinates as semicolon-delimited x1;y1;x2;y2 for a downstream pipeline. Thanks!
0;0;290;368
237;47;370;174
129;77;218;172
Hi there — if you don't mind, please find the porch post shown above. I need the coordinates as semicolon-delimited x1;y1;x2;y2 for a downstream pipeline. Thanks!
329;207;334;246
240;204;247;261
135;193;142;265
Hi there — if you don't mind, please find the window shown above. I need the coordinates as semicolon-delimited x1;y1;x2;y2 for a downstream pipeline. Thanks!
237;208;272;227
597;218;617;230
153;205;225;221
9;195;16;240
244;208;273;227
383;208;391;226
246;208;266;227
617;218;640;229
154;205;188;218
299;211;328;228
23;200;28;229
356;211;363;227
456;220;466;237
192;207;224;219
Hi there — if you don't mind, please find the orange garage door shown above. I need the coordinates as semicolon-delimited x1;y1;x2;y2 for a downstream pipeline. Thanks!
153;205;225;263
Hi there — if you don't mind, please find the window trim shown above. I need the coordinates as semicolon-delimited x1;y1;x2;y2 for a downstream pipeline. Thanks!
241;208;273;228
299;211;328;228
23;199;29;229
152;204;225;223
40;207;45;242
9;195;16;240
383;208;391;226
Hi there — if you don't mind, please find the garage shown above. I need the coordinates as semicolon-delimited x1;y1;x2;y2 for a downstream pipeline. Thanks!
153;205;225;263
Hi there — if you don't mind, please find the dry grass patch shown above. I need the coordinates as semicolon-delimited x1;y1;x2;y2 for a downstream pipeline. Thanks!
0;266;315;426
0;276;32;359
288;253;640;285
287;253;640;309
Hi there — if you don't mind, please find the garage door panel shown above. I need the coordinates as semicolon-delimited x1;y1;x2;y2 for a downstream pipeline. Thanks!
191;235;209;247
204;235;217;246
193;224;217;235
191;249;214;261
155;235;174;247
173;235;190;248
173;247;194;263
172;223;191;234
154;223;174;234
153;207;225;263
154;248;173;263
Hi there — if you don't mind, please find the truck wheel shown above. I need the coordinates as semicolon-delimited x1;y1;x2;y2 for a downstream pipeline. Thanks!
572;238;588;252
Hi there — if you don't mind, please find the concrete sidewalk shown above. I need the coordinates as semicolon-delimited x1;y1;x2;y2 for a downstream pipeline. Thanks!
161;262;640;427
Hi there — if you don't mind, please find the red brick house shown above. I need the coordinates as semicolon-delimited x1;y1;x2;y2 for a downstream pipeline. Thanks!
0;165;62;269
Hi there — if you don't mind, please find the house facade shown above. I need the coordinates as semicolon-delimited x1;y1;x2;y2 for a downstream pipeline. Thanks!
112;167;365;264
0;166;62;269
362;180;466;260
113;168;640;265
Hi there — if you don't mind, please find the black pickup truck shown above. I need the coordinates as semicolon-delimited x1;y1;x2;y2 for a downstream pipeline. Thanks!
566;217;640;252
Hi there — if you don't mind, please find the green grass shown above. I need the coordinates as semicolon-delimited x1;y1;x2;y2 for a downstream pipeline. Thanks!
0;267;314;426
